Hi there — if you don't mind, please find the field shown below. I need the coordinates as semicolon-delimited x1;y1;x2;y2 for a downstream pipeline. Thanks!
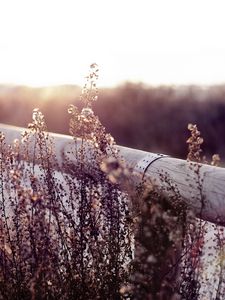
1;78;225;299
1;83;225;162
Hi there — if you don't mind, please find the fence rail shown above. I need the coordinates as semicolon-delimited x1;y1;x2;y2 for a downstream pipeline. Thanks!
1;123;225;225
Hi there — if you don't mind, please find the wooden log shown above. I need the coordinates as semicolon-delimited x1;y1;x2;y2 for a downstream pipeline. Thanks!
119;146;225;225
1;123;225;225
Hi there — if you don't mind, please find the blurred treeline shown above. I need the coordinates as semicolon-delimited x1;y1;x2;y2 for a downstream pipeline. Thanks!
0;83;225;161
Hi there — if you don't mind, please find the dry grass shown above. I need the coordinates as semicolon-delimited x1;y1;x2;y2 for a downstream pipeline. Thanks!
0;66;225;299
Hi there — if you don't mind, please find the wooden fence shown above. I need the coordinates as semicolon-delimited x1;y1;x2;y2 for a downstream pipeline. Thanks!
1;123;225;226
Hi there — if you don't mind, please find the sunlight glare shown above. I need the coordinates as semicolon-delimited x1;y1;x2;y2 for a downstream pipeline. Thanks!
0;0;225;87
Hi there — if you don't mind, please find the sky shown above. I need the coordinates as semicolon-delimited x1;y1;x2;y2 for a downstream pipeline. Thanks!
0;0;225;87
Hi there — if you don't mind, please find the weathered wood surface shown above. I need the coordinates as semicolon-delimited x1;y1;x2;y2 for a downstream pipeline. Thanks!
1;123;225;225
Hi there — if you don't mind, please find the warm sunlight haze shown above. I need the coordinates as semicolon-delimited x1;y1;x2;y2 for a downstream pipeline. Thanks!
1;2;225;299
0;0;225;87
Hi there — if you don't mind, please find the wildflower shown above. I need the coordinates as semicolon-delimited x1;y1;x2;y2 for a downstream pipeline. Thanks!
211;154;220;166
187;123;203;162
100;157;123;183
0;132;5;142
81;107;94;117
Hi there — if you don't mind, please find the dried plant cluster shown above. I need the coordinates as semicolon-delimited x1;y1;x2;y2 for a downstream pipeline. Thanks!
184;124;225;300
120;124;225;300
0;65;225;300
0;64;133;299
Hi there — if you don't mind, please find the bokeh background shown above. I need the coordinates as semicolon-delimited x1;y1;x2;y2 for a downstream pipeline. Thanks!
1;0;225;162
